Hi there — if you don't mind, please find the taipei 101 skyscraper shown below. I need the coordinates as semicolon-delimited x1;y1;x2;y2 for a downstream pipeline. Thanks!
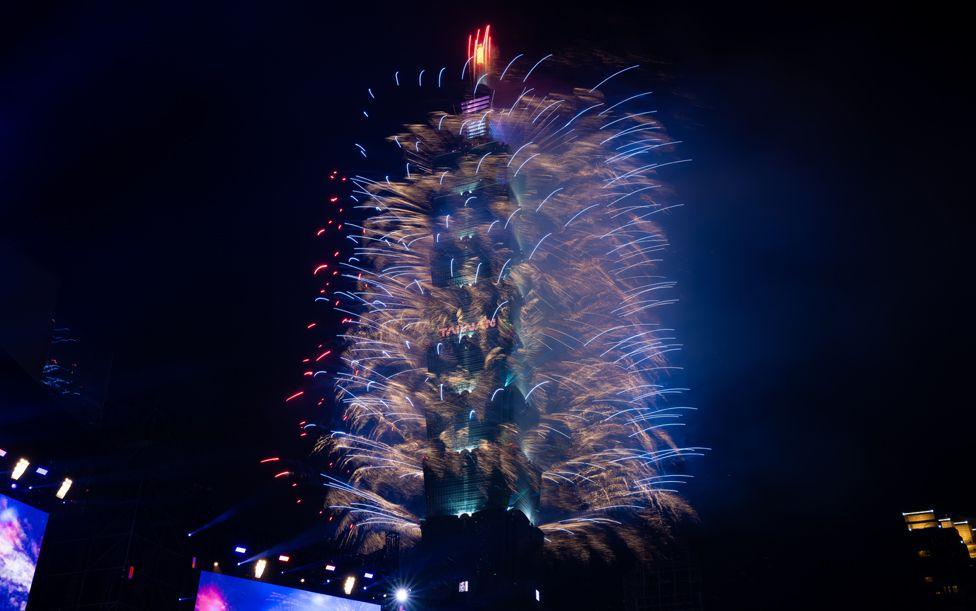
422;26;539;521
416;26;545;605
324;21;699;610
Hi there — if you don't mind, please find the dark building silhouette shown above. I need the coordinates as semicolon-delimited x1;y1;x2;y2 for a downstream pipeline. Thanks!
2;248;194;609
621;550;705;611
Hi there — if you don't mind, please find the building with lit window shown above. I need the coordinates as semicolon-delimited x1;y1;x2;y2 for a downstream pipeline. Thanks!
902;509;976;608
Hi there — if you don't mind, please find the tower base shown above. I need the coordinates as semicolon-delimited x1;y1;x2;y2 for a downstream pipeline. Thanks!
413;508;544;609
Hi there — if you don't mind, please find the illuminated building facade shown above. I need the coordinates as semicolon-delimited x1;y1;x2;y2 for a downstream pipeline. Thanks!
904;509;976;560
902;509;976;608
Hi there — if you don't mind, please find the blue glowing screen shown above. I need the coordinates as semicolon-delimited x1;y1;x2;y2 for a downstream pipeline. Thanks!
195;571;380;610
0;493;49;611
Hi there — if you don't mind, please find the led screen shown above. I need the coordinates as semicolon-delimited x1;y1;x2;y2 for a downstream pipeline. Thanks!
0;493;49;611
195;571;380;611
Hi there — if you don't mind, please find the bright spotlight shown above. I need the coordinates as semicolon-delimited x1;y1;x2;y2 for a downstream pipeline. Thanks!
278;554;290;562
254;559;267;579
395;588;409;603
234;546;247;554
55;477;73;499
325;564;336;572
11;458;29;480
343;576;356;595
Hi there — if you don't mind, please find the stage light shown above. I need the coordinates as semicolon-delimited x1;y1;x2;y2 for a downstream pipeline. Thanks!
11;458;29;480
56;477;73;499
0;448;6;457
364;572;374;579
325;564;336;572
459;580;468;592
395;588;409;603
234;546;247;554
535;589;540;602
254;559;268;579
35;467;48;476
278;554;290;562
343;576;356;595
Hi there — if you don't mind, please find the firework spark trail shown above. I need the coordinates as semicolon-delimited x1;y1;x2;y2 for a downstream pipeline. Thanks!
313;41;704;560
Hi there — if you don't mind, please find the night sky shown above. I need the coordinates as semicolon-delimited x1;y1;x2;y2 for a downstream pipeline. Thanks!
1;3;972;610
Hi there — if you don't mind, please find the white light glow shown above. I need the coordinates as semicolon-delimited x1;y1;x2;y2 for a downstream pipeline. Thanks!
56;477;73;499
11;458;29;480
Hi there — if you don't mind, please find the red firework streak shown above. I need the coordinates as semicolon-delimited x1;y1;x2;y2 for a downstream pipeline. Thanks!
291;169;352;428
